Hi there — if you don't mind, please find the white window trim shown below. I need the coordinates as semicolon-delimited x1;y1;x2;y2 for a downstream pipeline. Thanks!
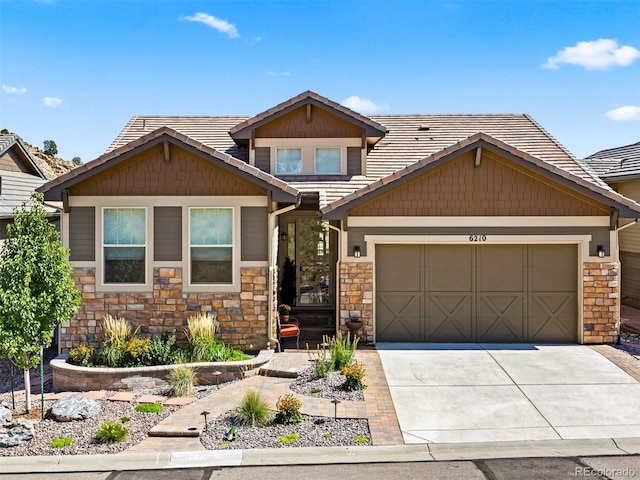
188;207;235;287
101;206;148;287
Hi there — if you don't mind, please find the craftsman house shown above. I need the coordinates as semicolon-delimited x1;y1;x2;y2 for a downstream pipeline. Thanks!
583;141;640;309
38;91;640;352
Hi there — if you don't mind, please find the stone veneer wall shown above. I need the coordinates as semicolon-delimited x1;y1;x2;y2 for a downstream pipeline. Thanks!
61;267;269;352
583;262;620;344
339;262;373;343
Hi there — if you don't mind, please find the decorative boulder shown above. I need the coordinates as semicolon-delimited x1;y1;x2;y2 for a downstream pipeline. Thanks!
0;401;11;426
52;393;101;422
0;418;36;448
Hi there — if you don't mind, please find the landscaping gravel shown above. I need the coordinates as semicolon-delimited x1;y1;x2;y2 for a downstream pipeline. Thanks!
200;410;371;449
289;366;365;402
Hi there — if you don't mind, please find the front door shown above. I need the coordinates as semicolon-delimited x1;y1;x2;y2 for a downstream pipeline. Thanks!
280;217;334;308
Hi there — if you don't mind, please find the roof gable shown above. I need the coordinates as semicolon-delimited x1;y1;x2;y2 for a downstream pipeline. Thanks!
229;90;387;142
322;133;640;219
0;134;47;179
38;127;299;203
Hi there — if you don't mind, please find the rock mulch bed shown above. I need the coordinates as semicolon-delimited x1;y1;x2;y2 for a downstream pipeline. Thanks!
289;366;365;402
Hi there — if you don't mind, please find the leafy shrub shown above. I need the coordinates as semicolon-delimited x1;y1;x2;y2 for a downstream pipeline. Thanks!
148;332;176;365
208;338;250;362
280;432;299;444
50;437;74;448
168;364;198;397
135;403;163;413
341;361;367;392
327;331;358;371
123;336;152;367
96;343;126;368
275;394;302;425
68;344;94;367
236;389;271;427
96;420;128;443
186;312;218;362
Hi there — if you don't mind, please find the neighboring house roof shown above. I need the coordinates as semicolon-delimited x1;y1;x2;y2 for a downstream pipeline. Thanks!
107;111;608;206
321;133;640;219
38;127;300;203
229;90;388;140
0;134;50;218
583;141;640;181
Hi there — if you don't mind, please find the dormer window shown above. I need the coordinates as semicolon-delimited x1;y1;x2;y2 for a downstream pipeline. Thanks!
276;148;302;174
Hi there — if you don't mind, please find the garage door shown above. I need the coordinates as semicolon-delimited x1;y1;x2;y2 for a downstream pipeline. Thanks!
376;244;577;343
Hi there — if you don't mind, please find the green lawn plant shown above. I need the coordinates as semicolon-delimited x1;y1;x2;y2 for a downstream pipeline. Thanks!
236;389;271;427
96;420;128;443
326;331;358;371
0;192;82;412
135;403;163;413
275;394;302;425
168;364;198;397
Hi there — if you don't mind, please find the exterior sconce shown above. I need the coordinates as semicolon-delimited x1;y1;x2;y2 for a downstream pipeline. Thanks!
597;245;605;258
280;232;287;242
354;245;361;258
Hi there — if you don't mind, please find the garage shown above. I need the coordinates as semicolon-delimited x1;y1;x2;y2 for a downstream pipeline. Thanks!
376;244;578;343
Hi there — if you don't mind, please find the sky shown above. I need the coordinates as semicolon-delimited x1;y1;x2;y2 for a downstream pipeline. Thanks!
1;0;639;163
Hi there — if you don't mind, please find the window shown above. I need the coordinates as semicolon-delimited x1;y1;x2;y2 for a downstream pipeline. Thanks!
103;208;145;284
190;208;233;284
276;148;302;174
315;148;341;173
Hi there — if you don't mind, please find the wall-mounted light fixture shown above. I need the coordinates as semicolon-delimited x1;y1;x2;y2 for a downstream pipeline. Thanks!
280;232;287;242
597;245;605;258
354;245;361;258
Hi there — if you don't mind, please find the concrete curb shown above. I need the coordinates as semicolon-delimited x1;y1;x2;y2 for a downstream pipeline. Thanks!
3;438;640;473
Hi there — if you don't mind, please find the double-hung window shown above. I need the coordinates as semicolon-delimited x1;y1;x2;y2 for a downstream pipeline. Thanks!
103;208;146;284
276;148;302;174
190;208;233;284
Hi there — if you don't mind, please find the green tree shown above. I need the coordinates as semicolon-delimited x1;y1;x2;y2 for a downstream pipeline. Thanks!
71;156;82;166
43;140;58;156
0;192;81;412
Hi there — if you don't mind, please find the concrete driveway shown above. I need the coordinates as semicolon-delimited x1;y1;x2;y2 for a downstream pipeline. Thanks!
376;344;640;444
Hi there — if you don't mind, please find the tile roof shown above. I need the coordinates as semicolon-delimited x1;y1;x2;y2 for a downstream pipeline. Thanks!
107;112;609;206
321;133;640;219
39;127;299;201
583;141;640;180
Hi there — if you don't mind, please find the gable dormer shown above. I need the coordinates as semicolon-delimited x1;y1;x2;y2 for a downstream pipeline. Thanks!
229;91;387;177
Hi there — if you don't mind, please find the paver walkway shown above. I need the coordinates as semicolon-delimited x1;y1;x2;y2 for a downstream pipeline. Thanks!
125;349;402;453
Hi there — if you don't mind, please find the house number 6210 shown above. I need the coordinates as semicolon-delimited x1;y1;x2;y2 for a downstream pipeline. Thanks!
469;235;487;242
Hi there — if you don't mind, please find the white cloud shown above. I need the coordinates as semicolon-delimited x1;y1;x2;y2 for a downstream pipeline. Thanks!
605;105;640;121
267;71;290;77
341;96;387;114
182;13;239;38
2;84;27;95
544;39;640;70
42;96;63;108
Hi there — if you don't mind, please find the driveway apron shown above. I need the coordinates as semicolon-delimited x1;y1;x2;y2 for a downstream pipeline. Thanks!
376;343;640;444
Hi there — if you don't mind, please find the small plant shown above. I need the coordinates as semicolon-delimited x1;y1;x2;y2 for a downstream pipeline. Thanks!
168;364;198;397
50;437;74;448
326;331;358;371
148;332;176;365
68;344;94;367
186;312;218;362
311;388;322;394
96;420;128;444
98;314;133;367
120;417;131;423
275;394;302;425
236;389;271;427
323;433;332;438
278;304;292;316
123;336;151;367
135;403;163;413
280;432;299;444
341;361;367;392
307;343;330;378
353;435;369;444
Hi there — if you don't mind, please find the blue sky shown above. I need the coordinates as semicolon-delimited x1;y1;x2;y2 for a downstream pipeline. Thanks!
1;0;639;162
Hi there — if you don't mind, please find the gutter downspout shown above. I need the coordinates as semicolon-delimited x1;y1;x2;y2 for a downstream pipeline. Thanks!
267;194;302;349
323;221;342;336
617;218;639;233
